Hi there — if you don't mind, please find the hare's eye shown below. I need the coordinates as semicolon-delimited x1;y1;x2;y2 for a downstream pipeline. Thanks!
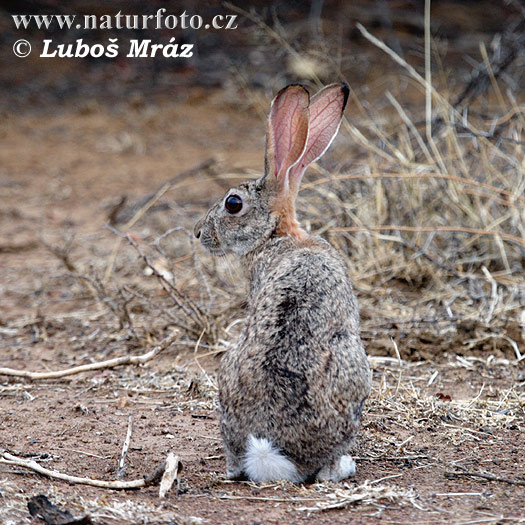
225;194;243;214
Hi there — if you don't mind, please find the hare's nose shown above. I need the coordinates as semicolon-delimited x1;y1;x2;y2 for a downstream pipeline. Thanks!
194;217;204;239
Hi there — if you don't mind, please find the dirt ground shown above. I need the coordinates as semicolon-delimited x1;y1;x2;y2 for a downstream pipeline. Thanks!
1;88;524;525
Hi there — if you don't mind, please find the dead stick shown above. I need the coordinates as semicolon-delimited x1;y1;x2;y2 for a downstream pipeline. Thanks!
125;234;207;327
103;157;216;283
302;172;525;205
0;331;178;380
117;415;134;479
0;452;160;490
445;470;525;487
329;225;525;248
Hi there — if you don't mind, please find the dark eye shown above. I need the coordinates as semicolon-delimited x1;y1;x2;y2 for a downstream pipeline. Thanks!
225;194;243;214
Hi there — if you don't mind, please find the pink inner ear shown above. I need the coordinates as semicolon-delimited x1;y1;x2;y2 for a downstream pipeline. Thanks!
267;86;309;186
288;84;347;194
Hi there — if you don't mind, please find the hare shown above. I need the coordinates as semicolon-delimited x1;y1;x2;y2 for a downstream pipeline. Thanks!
194;83;371;483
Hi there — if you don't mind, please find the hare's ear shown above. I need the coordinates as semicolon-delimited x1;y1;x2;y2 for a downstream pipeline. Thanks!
264;84;310;193
288;82;349;195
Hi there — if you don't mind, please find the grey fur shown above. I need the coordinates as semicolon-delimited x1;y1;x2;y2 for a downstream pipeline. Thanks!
194;83;371;482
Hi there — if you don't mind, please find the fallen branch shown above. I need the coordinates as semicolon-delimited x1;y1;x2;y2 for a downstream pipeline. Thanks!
0;331;178;380
329;225;525;248
124;233;208;332
0;451;166;490
445;470;525;487
103;157;216;282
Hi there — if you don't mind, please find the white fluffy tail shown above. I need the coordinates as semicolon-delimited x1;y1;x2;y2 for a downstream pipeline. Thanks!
243;435;303;483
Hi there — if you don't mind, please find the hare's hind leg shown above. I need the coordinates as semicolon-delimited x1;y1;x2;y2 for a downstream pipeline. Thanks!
220;419;246;479
316;455;356;482
224;442;246;480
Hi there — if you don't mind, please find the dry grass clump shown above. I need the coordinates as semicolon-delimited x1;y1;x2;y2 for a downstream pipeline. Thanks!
301;91;525;359
215;8;525;361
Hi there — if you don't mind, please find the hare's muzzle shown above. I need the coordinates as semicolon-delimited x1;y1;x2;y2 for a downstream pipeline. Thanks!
194;217;204;239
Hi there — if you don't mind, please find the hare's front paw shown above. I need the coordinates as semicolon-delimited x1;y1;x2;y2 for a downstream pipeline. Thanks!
317;455;356;482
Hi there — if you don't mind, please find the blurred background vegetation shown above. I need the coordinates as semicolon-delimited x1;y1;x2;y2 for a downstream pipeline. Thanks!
1;0;523;108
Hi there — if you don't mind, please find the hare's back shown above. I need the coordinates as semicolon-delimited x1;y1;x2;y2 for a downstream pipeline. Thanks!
249;236;361;342
240;237;368;408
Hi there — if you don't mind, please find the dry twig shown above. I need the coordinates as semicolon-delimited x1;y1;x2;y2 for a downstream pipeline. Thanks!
104;157;216;282
117;415;134;479
445;469;525;487
122;232;210;337
0;451;165;490
0;331;178;380
329;225;525;248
